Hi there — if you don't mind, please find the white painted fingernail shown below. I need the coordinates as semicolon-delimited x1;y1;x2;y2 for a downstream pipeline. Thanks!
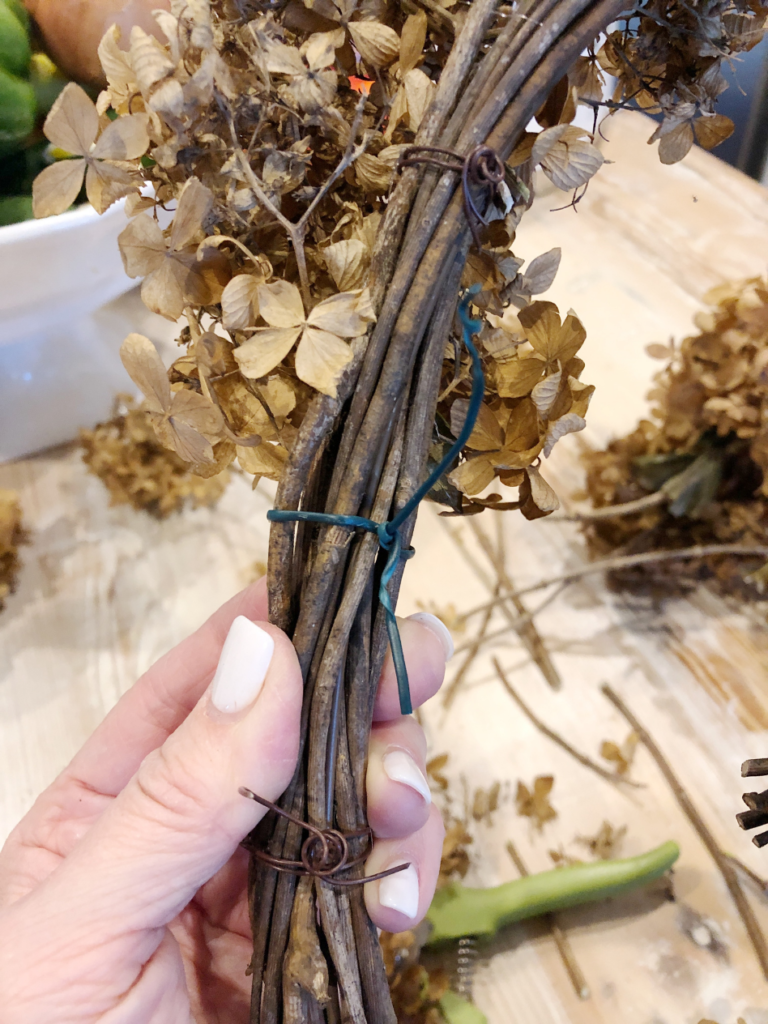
383;750;431;804
378;863;419;919
407;612;454;660
210;616;274;714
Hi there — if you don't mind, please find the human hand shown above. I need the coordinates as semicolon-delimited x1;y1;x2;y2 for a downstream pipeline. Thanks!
0;576;449;1022
24;0;170;83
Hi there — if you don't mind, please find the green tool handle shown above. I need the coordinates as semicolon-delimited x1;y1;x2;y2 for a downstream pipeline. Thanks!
426;840;680;944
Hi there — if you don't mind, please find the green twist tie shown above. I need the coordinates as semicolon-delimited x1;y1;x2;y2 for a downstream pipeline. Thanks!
268;287;485;715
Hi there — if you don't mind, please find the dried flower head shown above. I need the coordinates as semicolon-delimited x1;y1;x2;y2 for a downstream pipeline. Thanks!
583;277;768;594
80;396;230;518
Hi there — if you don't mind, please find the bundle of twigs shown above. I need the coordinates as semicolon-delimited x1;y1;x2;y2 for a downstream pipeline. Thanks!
252;4;626;1021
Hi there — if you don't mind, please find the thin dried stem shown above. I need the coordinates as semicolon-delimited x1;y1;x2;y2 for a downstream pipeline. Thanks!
506;840;591;1000
451;583;566;657
494;658;641;789
228;94;368;306
461;544;768;622
460;516;562;690
602;683;768;981
549;491;667;522
442;578;500;709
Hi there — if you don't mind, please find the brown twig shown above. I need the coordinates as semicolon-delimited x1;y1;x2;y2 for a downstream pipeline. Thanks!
602;683;768;981
451;584;566;656
727;853;768;898
228;93;368;306
494;659;641;789
506;840;591;1000
469;516;562;690
548;491;667;522
461;544;768;622
440;516;562;702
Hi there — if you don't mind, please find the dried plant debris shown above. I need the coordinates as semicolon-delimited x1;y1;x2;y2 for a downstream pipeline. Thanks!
550;820;627;865
600;731;639;777
0;490;27;611
438;820;474;889
515;775;557;832
471;782;501;824
30;2;610;522
426;753;450;793
583;278;768;596
381;927;450;1024
31;3;762;518
80;396;230;518
576;820;627;860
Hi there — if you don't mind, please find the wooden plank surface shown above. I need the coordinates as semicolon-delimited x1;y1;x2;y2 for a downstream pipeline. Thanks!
3;110;768;1022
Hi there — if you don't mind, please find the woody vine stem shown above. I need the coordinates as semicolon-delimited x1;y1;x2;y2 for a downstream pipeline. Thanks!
253;2;628;1021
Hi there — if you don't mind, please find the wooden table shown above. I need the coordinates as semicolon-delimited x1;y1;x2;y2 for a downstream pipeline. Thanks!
3;111;768;1023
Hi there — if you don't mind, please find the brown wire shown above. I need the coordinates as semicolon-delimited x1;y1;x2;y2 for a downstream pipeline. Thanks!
239;787;409;886
397;143;507;248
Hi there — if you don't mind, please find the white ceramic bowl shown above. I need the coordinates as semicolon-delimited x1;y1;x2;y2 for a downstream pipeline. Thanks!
0;201;175;462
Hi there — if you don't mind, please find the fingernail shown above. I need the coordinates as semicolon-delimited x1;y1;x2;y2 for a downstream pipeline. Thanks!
383;750;431;804
378;863;419;920
210;616;274;714
407;612;454;660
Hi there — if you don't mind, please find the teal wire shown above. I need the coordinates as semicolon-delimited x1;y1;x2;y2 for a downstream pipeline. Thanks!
268;287;485;715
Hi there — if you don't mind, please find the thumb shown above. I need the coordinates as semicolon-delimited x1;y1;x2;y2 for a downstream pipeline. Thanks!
41;617;302;934
25;0;170;82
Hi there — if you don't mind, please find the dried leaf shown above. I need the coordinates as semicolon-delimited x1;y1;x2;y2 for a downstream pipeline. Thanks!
532;125;604;190
399;11;428;73
295;327;353;396
515;775;557;831
91;114;150;161
258;280;306;328
524;464;560;513
531;368;563;417
222;274;261;329
543;411;587;458
522;248;561;295
694;112;734;150
323;238;369;291
348;20;400;67
235;326;304;379
120;332;171;413
450;399;503;451
32;158;86;218
42;82;98;156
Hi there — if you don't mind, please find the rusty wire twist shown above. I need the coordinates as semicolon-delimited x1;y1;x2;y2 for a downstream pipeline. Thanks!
397;143;507;249
240;787;409;885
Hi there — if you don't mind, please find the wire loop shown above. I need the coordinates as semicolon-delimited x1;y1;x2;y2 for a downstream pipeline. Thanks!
397;143;507;248
240;787;409;885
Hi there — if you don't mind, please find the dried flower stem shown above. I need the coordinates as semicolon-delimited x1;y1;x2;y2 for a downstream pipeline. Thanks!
727;854;768;897
550;491;667;521
470;516;562;689
229;94;368;306
506;839;591;1000
494;658;641;789
601;683;768;980
461;544;768;622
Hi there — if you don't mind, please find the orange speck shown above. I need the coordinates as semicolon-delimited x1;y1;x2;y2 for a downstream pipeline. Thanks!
349;75;373;95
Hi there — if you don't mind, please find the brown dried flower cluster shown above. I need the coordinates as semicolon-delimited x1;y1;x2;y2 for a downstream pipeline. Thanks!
590;1;768;163
584;278;768;593
80;396;230;518
31;0;614;517
0;490;26;611
32;2;760;520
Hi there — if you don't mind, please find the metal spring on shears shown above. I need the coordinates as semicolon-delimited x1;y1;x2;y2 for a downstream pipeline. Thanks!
456;936;479;1001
